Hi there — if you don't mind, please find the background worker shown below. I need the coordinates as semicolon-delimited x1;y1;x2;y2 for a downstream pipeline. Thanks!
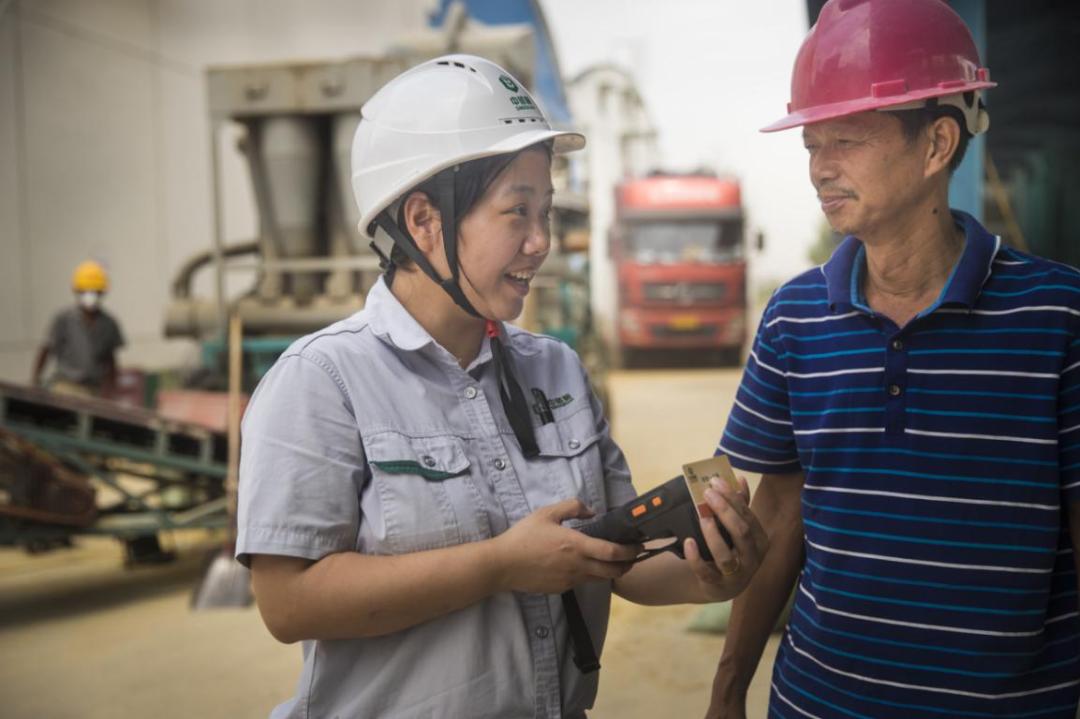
32;260;125;398
706;1;1080;717
237;55;768;719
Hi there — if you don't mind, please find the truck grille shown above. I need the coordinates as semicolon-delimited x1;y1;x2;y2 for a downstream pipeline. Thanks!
642;282;727;304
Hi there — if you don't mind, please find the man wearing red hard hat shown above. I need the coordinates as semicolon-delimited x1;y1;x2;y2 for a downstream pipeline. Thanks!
707;1;1080;717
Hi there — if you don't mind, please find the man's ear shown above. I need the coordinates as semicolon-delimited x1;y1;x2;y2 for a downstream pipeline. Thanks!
924;115;961;178
401;191;443;252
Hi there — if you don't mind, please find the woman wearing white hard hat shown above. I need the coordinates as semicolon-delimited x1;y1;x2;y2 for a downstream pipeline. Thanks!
236;55;767;718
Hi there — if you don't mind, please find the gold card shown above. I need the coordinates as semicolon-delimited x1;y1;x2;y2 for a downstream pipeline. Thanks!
682;456;738;519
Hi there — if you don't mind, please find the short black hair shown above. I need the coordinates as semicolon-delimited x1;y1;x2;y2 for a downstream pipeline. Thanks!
390;142;554;268
890;94;974;174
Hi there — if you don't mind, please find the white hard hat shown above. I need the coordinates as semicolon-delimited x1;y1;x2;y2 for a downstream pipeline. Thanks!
351;54;585;240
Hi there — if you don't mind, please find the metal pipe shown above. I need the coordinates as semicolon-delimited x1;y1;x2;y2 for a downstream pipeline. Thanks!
171;241;260;299
208;120;228;348
163;296;363;338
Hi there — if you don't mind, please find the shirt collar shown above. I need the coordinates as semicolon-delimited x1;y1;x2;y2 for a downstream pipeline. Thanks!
363;276;500;369
364;275;436;353
823;209;1001;313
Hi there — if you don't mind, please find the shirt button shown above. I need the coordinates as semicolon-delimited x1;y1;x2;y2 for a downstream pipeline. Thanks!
535;625;550;639
888;384;902;397
891;339;904;351
422;455;436;467
568;439;581;450
464;386;478;400
493;458;507;471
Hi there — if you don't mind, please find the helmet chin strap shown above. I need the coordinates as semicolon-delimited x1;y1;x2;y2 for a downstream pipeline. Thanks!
370;169;481;319
372;167;539;459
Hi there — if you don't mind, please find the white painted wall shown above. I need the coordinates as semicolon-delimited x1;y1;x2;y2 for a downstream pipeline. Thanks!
0;0;435;383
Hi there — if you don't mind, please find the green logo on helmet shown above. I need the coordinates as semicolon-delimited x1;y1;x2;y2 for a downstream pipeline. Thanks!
499;75;519;92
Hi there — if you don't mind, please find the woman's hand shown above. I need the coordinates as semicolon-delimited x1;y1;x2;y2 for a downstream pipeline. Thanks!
491;498;641;594
682;476;770;602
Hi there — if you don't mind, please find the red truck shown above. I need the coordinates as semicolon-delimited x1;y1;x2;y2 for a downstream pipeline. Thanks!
612;173;748;366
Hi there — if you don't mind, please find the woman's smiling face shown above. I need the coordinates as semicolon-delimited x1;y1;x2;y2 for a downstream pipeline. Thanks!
454;147;554;321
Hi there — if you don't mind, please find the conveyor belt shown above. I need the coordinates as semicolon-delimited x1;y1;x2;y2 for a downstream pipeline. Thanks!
0;381;229;545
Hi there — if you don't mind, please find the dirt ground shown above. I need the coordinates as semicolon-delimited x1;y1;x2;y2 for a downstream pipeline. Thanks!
0;368;780;718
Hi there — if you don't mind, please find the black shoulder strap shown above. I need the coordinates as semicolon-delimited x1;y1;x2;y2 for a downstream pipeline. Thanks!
561;589;600;673
486;321;539;459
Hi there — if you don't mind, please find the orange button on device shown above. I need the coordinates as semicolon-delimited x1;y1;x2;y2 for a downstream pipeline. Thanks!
651;496;663;507
631;504;647;518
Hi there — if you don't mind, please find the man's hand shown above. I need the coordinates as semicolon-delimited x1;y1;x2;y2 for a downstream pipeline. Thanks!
684;476;770;602
491;498;641;594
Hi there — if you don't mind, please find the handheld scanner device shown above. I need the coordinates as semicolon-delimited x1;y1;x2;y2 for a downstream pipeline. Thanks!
576;475;733;563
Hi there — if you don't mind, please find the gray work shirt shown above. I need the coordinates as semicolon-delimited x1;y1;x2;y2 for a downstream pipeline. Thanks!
237;277;636;719
45;306;124;385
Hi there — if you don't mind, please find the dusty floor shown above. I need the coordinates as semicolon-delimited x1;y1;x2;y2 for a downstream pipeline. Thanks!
0;368;780;718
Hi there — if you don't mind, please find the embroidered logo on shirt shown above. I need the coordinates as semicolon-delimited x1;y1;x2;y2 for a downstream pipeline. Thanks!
530;389;574;420
547;394;573;409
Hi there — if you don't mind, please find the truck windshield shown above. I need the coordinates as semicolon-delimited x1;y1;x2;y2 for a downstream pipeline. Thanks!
626;220;742;264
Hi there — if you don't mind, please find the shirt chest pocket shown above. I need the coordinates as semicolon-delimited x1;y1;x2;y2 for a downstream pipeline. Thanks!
533;407;606;512
364;431;490;554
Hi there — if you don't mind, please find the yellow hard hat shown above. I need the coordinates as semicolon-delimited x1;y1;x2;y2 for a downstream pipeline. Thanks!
72;261;109;292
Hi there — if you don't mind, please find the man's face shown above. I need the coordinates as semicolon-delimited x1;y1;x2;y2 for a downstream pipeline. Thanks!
802;112;930;239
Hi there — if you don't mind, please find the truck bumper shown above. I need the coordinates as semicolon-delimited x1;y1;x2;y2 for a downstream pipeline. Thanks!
618;307;746;349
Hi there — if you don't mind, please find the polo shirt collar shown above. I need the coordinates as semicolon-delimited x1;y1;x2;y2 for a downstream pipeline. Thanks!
823;209;1001;313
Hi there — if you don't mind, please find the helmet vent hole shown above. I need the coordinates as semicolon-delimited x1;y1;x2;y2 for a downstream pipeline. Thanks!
435;60;476;73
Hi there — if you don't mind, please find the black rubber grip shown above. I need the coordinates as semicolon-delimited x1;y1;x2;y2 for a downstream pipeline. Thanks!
577;517;608;539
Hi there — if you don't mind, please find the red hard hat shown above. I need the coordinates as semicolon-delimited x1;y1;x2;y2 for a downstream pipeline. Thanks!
762;0;996;133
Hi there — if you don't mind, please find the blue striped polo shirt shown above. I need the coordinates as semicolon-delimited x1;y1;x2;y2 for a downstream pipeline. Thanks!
719;210;1080;718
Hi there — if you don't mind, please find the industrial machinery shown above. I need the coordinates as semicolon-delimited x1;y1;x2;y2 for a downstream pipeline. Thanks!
0;381;228;561
164;8;540;363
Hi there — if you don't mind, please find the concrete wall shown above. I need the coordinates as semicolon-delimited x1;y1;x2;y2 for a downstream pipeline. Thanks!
0;0;435;383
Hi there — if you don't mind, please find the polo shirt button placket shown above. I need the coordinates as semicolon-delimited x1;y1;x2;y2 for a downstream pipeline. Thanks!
885;335;908;433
